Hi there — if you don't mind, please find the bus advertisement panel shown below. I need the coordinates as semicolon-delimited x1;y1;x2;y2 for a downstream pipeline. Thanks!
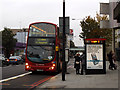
86;44;103;69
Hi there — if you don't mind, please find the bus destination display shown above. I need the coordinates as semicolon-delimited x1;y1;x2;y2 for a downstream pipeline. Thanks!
28;38;55;46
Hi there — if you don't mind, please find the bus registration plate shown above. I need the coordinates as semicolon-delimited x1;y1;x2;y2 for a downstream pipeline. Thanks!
37;69;43;71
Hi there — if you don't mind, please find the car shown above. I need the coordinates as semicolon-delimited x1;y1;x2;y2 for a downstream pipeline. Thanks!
0;54;9;66
7;56;23;65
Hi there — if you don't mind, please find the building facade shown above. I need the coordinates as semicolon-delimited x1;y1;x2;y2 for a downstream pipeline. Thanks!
10;28;28;56
100;0;120;61
114;0;120;61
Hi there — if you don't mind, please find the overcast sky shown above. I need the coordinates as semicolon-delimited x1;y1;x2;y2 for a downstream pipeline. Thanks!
0;0;109;46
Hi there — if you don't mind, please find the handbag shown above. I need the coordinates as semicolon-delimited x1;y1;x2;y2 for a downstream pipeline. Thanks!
76;61;79;64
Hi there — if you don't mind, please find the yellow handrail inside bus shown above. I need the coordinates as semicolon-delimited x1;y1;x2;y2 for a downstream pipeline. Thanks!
31;25;46;33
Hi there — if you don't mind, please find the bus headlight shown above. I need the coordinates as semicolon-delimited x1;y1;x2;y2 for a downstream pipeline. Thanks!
26;65;31;69
51;67;54;70
25;63;31;69
26;66;29;69
49;66;54;70
25;63;28;65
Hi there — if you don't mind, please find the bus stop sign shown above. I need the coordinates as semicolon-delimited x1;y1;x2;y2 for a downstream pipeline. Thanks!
85;38;106;74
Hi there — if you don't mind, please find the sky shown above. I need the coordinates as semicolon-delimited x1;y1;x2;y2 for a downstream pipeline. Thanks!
0;0;109;46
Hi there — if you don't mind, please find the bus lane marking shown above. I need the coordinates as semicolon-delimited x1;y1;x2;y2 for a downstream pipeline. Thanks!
0;83;10;85
0;72;32;83
27;76;54;90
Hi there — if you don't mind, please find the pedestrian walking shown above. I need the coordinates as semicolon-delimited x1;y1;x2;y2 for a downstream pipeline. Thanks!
74;53;81;74
112;51;117;70
107;51;117;70
81;51;85;75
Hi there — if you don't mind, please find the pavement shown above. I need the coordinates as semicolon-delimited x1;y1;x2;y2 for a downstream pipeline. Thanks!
35;58;119;89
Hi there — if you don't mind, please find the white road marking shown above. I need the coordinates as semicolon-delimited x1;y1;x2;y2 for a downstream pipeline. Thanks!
0;72;32;83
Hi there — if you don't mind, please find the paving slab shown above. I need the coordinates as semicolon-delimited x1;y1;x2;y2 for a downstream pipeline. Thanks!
36;59;119;89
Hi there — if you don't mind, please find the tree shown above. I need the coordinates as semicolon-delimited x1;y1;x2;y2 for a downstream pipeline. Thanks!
80;16;99;39
69;40;76;57
2;28;17;58
80;14;112;46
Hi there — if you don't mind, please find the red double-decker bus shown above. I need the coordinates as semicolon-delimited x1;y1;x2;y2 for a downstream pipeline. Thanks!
25;22;62;73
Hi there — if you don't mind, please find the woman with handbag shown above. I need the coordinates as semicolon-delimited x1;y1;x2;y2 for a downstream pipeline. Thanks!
74;53;81;74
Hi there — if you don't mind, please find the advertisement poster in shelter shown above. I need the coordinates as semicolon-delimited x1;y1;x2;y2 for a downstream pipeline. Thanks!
86;44;103;69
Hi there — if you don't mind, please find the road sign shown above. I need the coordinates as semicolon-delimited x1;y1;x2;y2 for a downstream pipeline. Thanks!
59;17;70;34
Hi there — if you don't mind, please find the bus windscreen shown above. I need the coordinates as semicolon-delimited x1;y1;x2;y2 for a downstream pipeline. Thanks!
27;23;56;63
27;45;55;63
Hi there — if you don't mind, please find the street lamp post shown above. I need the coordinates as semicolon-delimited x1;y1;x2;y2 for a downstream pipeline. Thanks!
23;28;26;44
62;0;66;81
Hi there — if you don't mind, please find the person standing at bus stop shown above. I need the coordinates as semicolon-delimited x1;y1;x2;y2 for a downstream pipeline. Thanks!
107;51;117;70
74;53;81;74
81;51;85;75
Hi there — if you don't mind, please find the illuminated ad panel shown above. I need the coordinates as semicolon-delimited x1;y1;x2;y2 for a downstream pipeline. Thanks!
86;44;103;69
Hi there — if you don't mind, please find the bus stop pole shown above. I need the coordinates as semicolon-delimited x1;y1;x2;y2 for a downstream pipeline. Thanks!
62;0;66;81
